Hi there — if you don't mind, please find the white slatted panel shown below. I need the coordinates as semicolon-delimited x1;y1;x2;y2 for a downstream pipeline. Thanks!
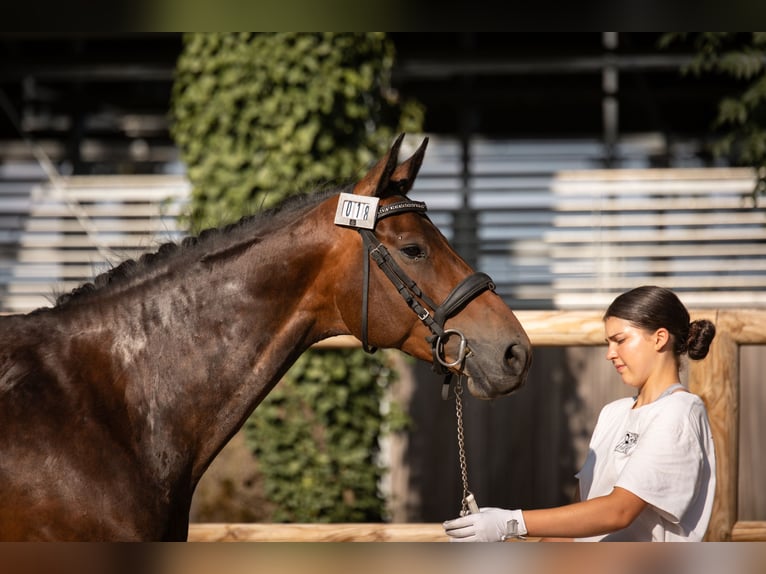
546;168;766;309
2;175;189;313
410;137;606;308
4;138;763;314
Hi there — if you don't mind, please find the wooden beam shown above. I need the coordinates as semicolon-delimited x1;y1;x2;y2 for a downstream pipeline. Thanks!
187;523;449;542
731;521;766;542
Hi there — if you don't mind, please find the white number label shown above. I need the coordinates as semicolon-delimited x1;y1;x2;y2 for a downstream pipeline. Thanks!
333;193;379;229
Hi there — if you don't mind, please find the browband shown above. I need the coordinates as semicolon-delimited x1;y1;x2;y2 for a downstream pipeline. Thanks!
375;199;427;221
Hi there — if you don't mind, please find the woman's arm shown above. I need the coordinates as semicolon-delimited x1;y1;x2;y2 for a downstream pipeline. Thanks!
443;487;647;542
524;487;646;539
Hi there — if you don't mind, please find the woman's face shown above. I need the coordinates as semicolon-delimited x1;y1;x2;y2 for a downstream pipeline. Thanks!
604;316;662;390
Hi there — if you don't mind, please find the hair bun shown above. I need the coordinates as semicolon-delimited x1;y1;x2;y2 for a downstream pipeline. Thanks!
687;319;716;360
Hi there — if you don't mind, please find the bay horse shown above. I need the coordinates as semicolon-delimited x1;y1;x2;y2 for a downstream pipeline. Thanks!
0;134;531;541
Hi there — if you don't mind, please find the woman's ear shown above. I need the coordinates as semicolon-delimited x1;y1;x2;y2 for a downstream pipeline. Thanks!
654;327;671;352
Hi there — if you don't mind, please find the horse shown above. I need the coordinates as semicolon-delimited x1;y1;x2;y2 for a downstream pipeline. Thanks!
0;134;532;540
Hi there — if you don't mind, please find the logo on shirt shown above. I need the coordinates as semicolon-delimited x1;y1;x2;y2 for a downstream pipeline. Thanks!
615;431;639;454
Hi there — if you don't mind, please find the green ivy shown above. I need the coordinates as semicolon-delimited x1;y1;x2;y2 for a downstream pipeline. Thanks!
244;349;410;523
171;32;424;231
170;33;422;522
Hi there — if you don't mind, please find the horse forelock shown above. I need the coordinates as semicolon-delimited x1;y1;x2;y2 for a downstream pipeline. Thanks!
51;187;344;309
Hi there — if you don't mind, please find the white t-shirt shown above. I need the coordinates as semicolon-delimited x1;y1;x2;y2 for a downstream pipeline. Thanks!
575;388;716;542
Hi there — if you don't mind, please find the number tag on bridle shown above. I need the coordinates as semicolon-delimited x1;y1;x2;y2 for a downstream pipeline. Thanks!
334;193;380;230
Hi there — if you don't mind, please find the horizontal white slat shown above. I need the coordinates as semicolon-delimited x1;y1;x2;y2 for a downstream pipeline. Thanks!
554;211;766;228
6;264;109;279
555;167;755;183
15;234;179;249
550;243;766;259
45;175;190;189
552;258;766;275
23;218;181;234
554;195;754;212
0;199;32;212
34;183;190;203
551;184;757;198
0;295;54;313
0;216;26;228
14;248;144;263
28;203;186;218
7;280;83;293
547;227;766;243
499;284;556;299
554;290;766;309
40;190;189;202
553;275;766;290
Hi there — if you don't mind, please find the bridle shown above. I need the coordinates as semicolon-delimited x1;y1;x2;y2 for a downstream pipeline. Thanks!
355;196;496;377
350;194;491;516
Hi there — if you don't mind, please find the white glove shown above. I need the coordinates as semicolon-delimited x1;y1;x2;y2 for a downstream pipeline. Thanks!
443;507;527;542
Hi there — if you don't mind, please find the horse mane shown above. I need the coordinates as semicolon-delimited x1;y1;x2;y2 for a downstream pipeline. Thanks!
51;186;345;309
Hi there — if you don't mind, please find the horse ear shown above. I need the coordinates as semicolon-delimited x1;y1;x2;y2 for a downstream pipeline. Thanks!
390;136;428;194
353;133;406;198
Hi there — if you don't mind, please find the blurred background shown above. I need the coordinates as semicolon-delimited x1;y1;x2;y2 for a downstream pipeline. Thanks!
0;33;763;533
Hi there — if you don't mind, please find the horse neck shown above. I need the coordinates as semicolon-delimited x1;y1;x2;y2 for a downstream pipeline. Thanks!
64;200;344;486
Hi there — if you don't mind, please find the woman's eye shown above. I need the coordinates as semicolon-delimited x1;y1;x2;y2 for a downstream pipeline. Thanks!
400;245;425;259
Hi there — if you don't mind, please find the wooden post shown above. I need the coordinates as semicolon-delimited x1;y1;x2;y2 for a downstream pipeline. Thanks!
689;323;739;542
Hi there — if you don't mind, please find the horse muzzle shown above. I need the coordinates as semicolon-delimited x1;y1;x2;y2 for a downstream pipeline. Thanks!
461;337;532;399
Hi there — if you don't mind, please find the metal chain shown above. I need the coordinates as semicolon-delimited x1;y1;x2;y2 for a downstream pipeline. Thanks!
454;375;473;515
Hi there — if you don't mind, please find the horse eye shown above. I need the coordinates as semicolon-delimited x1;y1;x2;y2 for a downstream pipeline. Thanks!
400;244;425;259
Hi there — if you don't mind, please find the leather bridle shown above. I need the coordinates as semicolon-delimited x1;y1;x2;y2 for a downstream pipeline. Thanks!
356;196;496;376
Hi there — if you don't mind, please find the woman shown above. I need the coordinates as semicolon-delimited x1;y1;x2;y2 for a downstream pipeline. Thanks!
443;285;717;542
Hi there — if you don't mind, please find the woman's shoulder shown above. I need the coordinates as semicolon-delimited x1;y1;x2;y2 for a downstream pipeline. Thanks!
647;390;711;434
666;390;710;421
662;388;707;412
603;395;636;409
598;396;636;419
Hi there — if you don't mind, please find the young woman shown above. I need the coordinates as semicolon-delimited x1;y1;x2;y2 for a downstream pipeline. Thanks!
443;285;717;542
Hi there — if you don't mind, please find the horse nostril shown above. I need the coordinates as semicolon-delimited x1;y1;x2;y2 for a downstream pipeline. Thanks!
504;342;531;377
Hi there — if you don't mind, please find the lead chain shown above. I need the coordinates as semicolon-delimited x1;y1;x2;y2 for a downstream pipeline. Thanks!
454;375;473;515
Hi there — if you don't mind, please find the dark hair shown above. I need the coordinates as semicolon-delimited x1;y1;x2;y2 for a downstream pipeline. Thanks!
603;285;716;360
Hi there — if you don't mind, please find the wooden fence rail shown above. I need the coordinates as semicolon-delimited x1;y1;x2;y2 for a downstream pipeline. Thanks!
188;523;449;542
191;308;766;542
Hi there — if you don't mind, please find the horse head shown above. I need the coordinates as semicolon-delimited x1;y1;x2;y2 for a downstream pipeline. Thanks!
332;134;532;399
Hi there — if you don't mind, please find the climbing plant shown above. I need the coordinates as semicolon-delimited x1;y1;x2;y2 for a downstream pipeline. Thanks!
170;33;422;522
171;32;423;230
244;348;409;522
660;33;766;201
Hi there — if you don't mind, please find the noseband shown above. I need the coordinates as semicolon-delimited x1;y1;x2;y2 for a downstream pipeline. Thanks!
354;197;496;376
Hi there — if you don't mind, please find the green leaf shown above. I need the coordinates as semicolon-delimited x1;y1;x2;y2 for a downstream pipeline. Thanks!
717;49;765;79
716;97;749;126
